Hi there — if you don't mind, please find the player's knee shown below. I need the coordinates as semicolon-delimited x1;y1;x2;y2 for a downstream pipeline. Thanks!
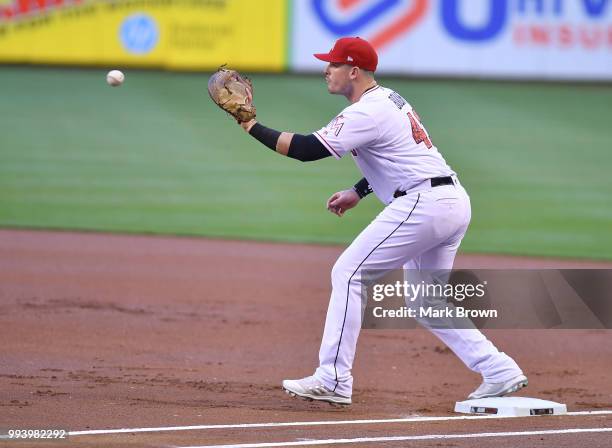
331;257;356;288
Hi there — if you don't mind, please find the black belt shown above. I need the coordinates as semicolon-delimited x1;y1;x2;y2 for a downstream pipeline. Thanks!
393;176;454;198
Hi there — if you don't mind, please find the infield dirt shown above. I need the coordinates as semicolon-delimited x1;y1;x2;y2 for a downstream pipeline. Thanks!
1;229;611;446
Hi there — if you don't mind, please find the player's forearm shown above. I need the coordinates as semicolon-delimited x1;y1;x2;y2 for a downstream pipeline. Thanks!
246;121;330;162
247;122;293;156
244;120;285;153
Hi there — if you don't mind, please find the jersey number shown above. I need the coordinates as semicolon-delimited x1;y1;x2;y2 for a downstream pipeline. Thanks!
407;111;432;149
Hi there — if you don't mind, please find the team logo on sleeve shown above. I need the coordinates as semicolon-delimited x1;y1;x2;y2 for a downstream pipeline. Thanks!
388;91;407;110
324;114;345;137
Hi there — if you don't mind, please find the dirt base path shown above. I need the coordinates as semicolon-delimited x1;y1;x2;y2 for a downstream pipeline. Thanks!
1;229;611;447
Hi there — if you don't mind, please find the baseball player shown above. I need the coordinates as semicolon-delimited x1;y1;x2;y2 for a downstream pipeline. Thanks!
239;37;527;405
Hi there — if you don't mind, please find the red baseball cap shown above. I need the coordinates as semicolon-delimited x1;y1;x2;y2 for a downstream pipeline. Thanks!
314;37;378;72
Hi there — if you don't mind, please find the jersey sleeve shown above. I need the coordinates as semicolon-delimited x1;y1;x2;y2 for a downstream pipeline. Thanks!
313;108;379;159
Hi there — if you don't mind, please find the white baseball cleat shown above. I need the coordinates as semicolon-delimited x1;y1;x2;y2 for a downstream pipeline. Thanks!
468;374;528;400
282;376;351;405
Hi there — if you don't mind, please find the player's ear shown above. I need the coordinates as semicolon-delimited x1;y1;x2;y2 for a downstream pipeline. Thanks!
350;66;359;79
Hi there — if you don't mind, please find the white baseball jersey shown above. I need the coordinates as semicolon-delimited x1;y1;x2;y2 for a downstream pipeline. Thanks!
313;85;455;204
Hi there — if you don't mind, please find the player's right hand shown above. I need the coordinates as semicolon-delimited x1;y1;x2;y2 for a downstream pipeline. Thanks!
327;189;360;217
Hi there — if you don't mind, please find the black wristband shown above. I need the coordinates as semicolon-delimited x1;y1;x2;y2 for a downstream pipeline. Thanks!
353;177;373;199
249;122;281;152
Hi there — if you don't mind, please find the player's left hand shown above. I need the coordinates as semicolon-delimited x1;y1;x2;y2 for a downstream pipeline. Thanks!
327;189;360;217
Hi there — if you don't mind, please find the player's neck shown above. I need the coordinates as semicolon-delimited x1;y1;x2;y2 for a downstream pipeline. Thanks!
348;80;378;104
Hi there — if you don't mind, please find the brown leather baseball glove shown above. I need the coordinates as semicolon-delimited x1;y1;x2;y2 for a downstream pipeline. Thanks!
208;67;256;123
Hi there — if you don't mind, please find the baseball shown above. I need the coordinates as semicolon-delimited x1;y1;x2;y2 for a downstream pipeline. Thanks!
106;70;125;87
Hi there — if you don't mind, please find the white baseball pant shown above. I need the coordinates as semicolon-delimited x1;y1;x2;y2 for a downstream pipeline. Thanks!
314;179;523;397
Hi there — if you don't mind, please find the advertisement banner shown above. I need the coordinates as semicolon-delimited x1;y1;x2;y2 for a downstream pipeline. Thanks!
292;0;612;80
0;0;287;71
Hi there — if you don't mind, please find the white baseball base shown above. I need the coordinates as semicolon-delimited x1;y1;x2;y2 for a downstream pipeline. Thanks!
455;397;567;417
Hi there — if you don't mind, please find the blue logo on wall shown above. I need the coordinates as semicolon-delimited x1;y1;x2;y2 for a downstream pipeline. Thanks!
120;14;159;54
